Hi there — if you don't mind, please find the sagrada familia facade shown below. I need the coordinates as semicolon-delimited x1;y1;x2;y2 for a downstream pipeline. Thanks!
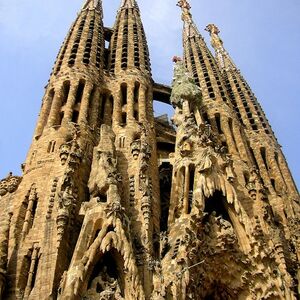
0;0;299;299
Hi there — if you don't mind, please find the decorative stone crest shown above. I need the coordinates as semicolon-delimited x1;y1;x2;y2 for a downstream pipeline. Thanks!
0;172;22;197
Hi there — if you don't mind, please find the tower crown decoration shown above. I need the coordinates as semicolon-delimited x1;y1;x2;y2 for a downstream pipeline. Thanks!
0;0;299;299
121;0;138;9
81;0;102;11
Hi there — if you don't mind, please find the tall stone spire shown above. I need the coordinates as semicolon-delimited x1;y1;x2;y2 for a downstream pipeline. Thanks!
177;0;255;166
206;24;299;197
205;24;237;71
108;0;151;74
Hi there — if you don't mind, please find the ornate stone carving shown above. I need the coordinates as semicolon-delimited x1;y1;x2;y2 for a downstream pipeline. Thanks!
246;167;267;200
170;59;201;109
0;172;22;197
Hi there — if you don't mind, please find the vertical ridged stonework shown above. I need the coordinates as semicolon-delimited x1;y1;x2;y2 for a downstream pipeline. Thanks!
108;0;151;75
58;0;159;299
206;23;299;213
0;0;299;299
1;1;105;299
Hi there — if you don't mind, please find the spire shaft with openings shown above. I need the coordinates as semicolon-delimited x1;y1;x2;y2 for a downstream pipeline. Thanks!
206;23;299;197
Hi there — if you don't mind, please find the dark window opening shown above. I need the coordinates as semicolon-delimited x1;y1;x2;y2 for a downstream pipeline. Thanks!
61;81;70;106
75;80;85;104
159;163;173;232
134;110;139;121
188;165;195;214
72;110;79;123
121;83;127;105
215;113;223;134
134;82;140;103
121;112;127;126
203;191;231;224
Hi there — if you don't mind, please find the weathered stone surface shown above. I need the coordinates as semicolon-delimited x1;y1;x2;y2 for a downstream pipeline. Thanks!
1;0;299;299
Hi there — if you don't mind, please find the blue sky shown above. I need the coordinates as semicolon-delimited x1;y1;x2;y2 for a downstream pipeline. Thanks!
0;0;299;189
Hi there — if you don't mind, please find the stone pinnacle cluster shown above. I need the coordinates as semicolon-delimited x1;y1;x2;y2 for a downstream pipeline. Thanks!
0;0;299;299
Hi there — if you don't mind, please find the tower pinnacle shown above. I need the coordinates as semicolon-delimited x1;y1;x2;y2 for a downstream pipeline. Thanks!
81;0;102;11
121;0;138;9
205;24;236;70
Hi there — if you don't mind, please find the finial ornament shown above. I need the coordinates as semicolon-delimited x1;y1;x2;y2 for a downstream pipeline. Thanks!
177;0;193;22
205;24;220;35
177;0;191;10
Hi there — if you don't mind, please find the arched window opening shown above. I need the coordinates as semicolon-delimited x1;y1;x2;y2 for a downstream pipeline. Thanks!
134;82;140;103
159;162;173;232
121;83;127;105
203;191;231;224
215;113;222;134
61;81;70;106
75;80;85;104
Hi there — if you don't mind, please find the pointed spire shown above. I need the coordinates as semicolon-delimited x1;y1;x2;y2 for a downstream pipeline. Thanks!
82;0;102;13
205;24;237;70
108;0;151;74
120;0;138;9
177;0;201;38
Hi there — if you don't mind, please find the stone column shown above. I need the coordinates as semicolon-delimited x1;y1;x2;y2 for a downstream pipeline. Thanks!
113;88;122;126
24;245;40;298
232;121;249;162
48;85;64;127
89;88;101;129
127;82;135;122
183;165;190;215
103;95;112;126
21;188;37;239
79;83;94;124
64;82;79;122
278;152;299;195
221;116;238;154
252;147;275;194
35;90;54;137
138;85;147;122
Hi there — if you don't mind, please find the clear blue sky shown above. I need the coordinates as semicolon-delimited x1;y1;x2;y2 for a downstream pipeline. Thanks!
0;0;299;189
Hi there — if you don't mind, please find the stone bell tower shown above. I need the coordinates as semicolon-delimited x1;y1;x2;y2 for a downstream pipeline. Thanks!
0;0;299;299
0;0;106;298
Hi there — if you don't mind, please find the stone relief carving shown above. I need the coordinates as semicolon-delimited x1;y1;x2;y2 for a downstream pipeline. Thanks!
0;172;22;197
